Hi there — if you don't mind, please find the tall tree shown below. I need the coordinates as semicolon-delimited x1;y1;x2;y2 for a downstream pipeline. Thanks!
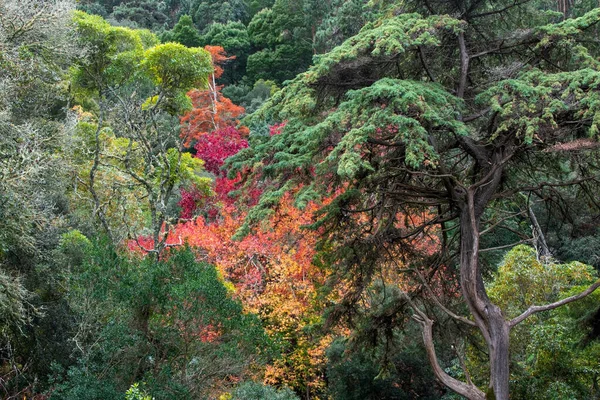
230;2;600;398
0;1;83;396
70;12;213;257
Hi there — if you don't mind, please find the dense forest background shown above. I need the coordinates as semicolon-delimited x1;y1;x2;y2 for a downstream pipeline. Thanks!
1;0;600;399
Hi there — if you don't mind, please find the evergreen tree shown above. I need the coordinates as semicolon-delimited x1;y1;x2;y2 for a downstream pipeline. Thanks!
230;2;600;398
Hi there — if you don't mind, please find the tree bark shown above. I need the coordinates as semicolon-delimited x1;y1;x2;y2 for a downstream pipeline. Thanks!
458;151;512;399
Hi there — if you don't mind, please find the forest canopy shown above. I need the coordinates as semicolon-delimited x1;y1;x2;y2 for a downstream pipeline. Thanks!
1;0;600;399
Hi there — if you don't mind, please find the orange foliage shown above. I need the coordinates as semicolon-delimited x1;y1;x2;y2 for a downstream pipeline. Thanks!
204;45;234;79
169;193;332;395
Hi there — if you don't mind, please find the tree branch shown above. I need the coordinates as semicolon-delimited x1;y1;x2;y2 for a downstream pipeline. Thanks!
509;280;600;327
457;32;470;99
469;0;533;19
408;300;486;400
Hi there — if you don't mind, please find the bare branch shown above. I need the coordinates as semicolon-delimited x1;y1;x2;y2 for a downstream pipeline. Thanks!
408;300;486;400
509;280;600;327
457;33;469;99
412;269;477;327
479;239;533;253
469;0;533;19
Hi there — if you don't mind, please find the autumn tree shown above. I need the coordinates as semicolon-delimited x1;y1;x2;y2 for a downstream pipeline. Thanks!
229;2;600;399
180;45;248;147
173;81;331;394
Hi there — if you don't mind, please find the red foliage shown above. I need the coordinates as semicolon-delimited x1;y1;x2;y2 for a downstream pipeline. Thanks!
181;89;248;146
194;126;248;176
178;186;205;219
171;193;325;304
180;46;248;146
269;121;287;136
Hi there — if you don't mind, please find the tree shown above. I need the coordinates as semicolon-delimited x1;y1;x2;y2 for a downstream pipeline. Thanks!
161;14;202;48
200;21;251;84
0;1;80;396
180;46;248;146
229;3;600;398
109;0;170;30
53;243;271;399
171;191;331;396
190;0;249;29
0;0;75;259
70;11;213;257
246;4;313;84
475;245;600;399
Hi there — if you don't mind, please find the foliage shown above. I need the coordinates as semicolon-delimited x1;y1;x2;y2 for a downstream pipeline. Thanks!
160;14;202;48
200;21;251;84
0;0;75;257
110;0;170;30
194;126;249;175
70;11;213;254
230;2;600;398
191;0;249;30
125;383;153;400
3;1;600;399
169;190;330;396
471;246;600;399
53;242;271;399
180;46;248;146
0;1;81;397
0;269;36;339
228;381;299;399
326;337;443;400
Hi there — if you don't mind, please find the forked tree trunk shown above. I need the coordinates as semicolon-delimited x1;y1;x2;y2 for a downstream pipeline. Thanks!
458;179;510;400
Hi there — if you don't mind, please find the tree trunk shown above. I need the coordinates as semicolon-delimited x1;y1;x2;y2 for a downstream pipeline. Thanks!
459;187;510;400
486;305;510;400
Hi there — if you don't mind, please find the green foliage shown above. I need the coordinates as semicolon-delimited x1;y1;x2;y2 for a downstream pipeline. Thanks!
326;338;442;400
244;0;339;83
247;8;279;48
161;14;202;47
231;76;465;235
110;0;171;30
479;68;600;141
488;246;597;318
229;381;299;400
308;13;464;82
313;0;372;52
474;246;600;399
71;11;150;95
192;0;249;29
246;0;276;19
246;44;312;83
125;383;152;400
143;42;212;91
201;21;250;53
54;243;272;399
0;3;79;394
